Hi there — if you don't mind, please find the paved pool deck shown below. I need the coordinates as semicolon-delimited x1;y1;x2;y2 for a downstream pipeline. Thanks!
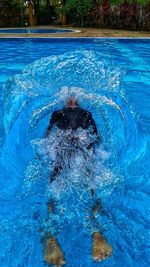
0;26;149;38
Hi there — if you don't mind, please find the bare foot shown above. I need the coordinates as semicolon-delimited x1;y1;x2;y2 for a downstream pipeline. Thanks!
92;232;112;262
44;237;65;266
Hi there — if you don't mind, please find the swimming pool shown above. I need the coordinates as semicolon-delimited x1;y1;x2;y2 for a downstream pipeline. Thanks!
0;28;73;34
0;38;150;267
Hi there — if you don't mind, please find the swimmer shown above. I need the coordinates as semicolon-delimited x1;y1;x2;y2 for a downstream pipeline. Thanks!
45;96;99;182
44;96;112;266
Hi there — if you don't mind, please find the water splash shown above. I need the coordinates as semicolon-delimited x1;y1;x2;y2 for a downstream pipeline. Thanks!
1;48;147;267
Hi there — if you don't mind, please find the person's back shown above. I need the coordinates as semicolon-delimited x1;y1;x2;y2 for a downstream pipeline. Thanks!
50;107;94;131
45;96;99;182
46;97;99;139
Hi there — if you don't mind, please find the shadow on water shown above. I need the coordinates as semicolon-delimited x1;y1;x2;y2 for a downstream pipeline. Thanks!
0;49;148;267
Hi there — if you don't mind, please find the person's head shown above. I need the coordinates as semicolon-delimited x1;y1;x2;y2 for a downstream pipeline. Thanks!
67;96;78;108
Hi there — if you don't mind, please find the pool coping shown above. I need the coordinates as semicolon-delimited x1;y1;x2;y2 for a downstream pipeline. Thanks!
0;37;150;41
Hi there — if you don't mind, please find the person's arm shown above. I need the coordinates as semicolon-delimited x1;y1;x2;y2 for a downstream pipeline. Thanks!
87;112;100;149
45;111;58;138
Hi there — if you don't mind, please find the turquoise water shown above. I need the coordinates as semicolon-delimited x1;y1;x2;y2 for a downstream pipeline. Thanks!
0;28;73;34
0;38;150;267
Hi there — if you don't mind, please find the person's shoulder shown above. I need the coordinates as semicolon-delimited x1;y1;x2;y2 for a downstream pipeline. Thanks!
77;108;92;119
81;108;92;117
52;109;62;118
77;107;87;112
52;110;58;116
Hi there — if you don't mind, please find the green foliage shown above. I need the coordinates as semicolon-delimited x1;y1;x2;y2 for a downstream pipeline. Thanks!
65;0;93;16
110;0;149;4
54;0;93;16
53;0;149;18
0;0;25;26
95;0;150;4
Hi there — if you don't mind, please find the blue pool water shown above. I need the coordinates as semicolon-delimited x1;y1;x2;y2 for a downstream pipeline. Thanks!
0;28;73;34
0;38;150;267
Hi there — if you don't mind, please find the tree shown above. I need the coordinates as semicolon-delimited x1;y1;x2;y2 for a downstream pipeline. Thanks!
0;0;25;26
24;0;55;25
61;0;93;26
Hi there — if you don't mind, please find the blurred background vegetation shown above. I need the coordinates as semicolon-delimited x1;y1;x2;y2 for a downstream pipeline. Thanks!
0;0;149;30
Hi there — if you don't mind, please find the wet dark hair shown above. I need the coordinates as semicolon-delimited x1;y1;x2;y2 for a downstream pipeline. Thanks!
67;96;78;108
